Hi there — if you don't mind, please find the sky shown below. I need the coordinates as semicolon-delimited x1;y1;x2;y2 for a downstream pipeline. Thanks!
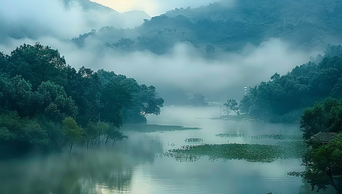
90;0;221;16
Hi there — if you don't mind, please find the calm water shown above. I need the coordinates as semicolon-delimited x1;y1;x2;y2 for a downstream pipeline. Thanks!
0;106;336;194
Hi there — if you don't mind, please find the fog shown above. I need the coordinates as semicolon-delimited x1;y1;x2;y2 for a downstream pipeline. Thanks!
0;0;319;102
0;0;149;40
0;35;316;101
91;0;232;16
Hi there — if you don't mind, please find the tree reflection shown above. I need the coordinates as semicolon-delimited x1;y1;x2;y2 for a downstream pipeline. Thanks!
0;149;137;194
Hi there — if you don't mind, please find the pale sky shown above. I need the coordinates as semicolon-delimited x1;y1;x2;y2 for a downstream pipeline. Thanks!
90;0;220;16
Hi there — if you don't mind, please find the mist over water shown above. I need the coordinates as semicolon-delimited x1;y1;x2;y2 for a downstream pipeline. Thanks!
0;1;338;193
0;106;336;194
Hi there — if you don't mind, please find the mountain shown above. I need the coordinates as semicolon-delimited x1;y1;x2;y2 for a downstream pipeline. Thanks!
71;0;342;55
0;0;150;42
63;0;150;28
63;0;114;11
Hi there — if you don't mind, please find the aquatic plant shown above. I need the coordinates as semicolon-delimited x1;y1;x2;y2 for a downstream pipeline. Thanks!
185;138;204;142
216;133;245;138
216;133;302;140
167;141;306;163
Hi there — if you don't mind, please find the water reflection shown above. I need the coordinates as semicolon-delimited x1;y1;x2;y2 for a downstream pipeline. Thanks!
0;106;337;194
0;150;129;194
0;135;164;194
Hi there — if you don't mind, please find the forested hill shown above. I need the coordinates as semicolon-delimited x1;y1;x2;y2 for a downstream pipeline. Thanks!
72;0;342;55
0;0;150;42
0;43;163;157
239;45;342;123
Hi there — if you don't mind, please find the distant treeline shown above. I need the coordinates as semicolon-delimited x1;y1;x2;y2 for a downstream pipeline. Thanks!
71;0;342;55
239;45;342;122
0;43;164;157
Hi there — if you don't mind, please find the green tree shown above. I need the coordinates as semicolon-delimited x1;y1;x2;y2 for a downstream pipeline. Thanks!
105;125;128;145
0;112;49;156
35;81;78;122
6;43;67;89
100;81;131;127
0;75;34;117
136;85;164;116
0;52;8;73
303;134;342;193
300;98;341;140
224;99;239;115
84;121;109;148
300;98;342;193
62;117;83;153
65;66;101;126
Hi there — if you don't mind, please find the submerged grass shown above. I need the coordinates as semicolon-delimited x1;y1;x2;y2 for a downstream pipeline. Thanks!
166;141;306;163
120;124;201;133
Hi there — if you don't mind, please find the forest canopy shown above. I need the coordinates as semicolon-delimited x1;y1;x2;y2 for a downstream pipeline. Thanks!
0;43;164;157
239;45;342;122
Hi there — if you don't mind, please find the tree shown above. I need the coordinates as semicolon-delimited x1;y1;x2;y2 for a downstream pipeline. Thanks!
303;134;342;193
65;66;102;126
96;69;164;124
62;117;83;153
100;81;132;127
300;98;341;140
239;52;342;122
4;76;33;117
35;81;78;122
135;85;164;116
84;121;109;148
105;126;128;145
224;99;240;115
0;52;8;73
300;98;342;193
7;43;67;89
0;112;49;156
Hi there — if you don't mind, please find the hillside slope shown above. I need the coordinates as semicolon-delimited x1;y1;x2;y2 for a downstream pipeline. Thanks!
72;0;342;55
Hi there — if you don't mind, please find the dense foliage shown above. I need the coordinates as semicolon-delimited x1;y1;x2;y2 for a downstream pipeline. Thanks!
239;45;342;122
0;43;163;157
71;0;342;56
300;99;342;193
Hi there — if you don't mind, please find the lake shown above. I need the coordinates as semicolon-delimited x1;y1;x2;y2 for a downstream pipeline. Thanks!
0;106;336;194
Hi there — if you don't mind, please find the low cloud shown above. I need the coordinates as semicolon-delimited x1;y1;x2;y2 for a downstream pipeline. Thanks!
91;0;231;16
0;0;146;40
0;36;317;101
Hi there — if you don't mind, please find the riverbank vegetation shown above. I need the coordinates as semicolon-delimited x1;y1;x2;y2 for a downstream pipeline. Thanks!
215;133;302;140
166;141;306;163
300;98;342;193
239;45;342;123
0;43;164;157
